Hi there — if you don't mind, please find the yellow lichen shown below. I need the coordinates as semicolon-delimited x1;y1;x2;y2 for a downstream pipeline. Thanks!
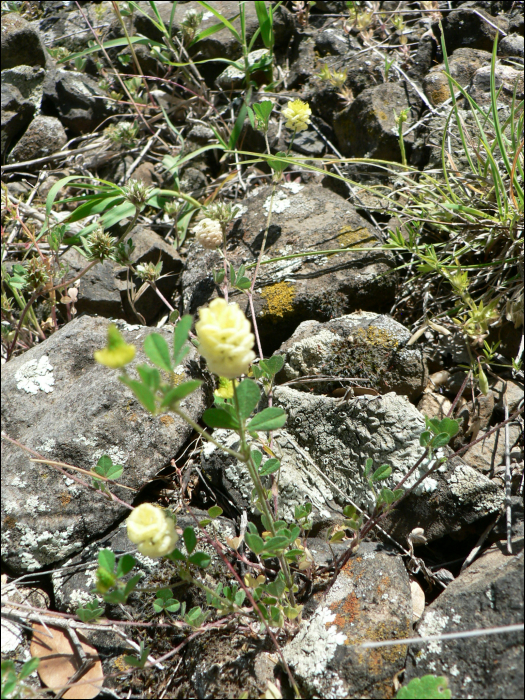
159;415;174;426
260;281;296;319
337;226;376;249
355;325;399;349
60;491;72;507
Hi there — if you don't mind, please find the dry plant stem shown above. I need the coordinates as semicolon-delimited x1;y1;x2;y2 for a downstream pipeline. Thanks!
504;399;513;554
74;2;153;134
2;435;134;510
6;291;39;361
111;0;153;104
448;370;472;416
149;281;175;313
248;292;264;359
29;458;136;492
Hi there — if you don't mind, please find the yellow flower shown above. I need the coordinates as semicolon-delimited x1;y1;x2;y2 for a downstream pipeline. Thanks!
215;376;234;399
193;218;223;249
195;298;256;379
282;99;311;132
126;503;179;558
94;324;136;369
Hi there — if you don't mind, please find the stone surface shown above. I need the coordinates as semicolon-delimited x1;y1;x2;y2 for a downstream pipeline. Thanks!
1;65;46;112
273;386;505;545
423;47;492;106
417;392;453;421
1;315;211;575
438;4;509;54
462;424;523;474
200;428;342;532
59;248;125;320
283;540;412;698
42;67;113;135
182;182;396;353
467;62;524;106
7;115;67;165
334;82;421;161
51;508;235;613
277;311;428;402
1;13;47;71
404;539;524;699
1;82;35;159
499;33;525;59
116;225;184;324
215;49;270;91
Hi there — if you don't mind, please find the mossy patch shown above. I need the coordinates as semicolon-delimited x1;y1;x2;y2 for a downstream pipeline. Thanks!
337;226;376;249
260;281;296;319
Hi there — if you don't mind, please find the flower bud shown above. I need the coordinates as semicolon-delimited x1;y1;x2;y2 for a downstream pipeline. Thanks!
126;503;179;558
195;298;256;379
193;218;223;249
282;99;311;132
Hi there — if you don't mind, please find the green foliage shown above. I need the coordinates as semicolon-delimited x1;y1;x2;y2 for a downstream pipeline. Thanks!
1;658;40;699
94;549;141;604
153;588;180;614
396;675;451;699
76;600;105;622
124;641;150;669
91;454;124;492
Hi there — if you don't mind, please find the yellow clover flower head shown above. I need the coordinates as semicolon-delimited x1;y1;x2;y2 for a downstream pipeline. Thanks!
126;503;179;558
94;324;136;369
193;218;223;250
282;99;311;132
195;298;256;379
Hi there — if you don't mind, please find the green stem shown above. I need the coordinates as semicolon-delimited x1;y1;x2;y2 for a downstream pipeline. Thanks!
172;406;245;462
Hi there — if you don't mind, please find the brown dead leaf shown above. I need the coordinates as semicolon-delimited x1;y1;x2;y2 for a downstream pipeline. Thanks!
30;623;103;699
410;578;426;623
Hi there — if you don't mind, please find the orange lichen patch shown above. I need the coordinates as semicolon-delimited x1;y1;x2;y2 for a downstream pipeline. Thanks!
337;226;376;249
376;575;391;598
260;281;295;319
159;415;174;426
329;591;361;632
59;491;72;507
128;412;137;422
4;515;16;529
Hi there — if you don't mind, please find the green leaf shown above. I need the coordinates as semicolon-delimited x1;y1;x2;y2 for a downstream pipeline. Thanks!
160;380;202;408
144;333;173;372
259;458;281;476
235;379;260;419
247;104;255;129
120;376;156;414
364;457;373;477
173;315;193;365
396;674;451;699
343;504;357;519
76;601;105;623
202;407;240;429
285;548;305;560
197;1;241;42
267;151;287;173
437;417;460;438
124;574;143;598
18;657;40;680
245;533;265;555
188;551;212;568
247;407;286;432
379;487;396;505
330;530;346;543
229;101;248;150
98;549;115;573
420;430;431;447
116;554;135;578
168;548;187;562
265;354;284;375
251;449;263;467
208;505;223;519
137;365;161;392
183;527;197;555
255;1;273;49
261;535;289;554
431;432;451;448
371;464;392;482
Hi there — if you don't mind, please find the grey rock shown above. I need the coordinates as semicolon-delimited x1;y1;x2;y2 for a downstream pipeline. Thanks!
277;311;428;402
283;540;412;698
116;225;183;324
499;33;525;59
462;424;523;474
200;428;342;531
59;248;125;320
215;49;270;91
52;508;236;613
42;67;113;134
31;2;113;53
438;4;509;54
1;13;47;71
423;47;492;106
273;386;504;544
404;539;524;699
7;115;67;165
1;82;35;159
467;62;524;106
287;34;316;89
315;28;349;57
1;315;210;575
1;65;46;111
182;182;396;353
290;128;326;156
334;82;420;161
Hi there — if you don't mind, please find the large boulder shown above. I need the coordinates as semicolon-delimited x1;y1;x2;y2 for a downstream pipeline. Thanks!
1;315;211;575
1;13;47;71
